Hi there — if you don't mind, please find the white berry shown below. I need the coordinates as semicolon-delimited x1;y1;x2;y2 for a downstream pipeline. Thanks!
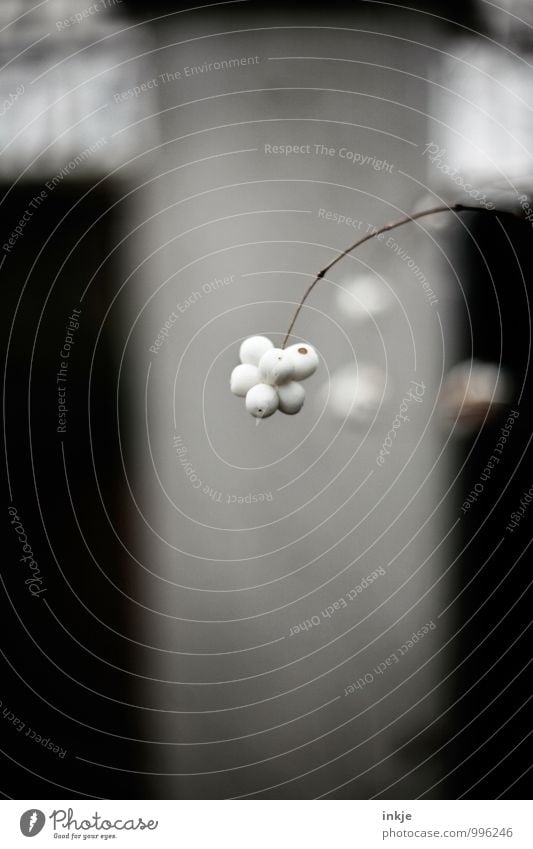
230;363;259;397
258;348;295;386
278;381;305;414
336;275;393;321
245;383;279;418
239;335;273;366
325;364;387;425
285;343;319;379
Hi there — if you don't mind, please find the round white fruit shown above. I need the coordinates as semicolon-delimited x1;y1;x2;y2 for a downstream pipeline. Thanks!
285;343;319;379
239;335;273;366
258;348;295;386
324;363;387;426
230;363;259;397
245;383;279;418
277;381;305;414
336;275;393;321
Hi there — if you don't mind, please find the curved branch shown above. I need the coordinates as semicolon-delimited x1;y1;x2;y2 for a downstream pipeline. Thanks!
281;202;522;348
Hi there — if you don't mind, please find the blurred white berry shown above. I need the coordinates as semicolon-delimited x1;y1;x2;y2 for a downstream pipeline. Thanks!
336;275;393;322
230;363;259;397
285;343;319;379
258;348;295;386
245;383;279;418
239;335;273;365
439;359;512;436
278;381;305;414
322;363;388;426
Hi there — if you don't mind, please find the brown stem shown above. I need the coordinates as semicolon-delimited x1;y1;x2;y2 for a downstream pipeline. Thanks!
281;202;522;348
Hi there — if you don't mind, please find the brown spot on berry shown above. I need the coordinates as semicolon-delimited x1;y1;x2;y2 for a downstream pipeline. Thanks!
298;347;307;354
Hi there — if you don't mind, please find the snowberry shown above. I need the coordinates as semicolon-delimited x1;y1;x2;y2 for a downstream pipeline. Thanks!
439;359;512;436
324;363;387;426
336;275;393;321
239;335;273;366
285;343;319;380
258;348;295;386
230;363;259;397
232;335;318;418
277;380;305;414
245;383;279;418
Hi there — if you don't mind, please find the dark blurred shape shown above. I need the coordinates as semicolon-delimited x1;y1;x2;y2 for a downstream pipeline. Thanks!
124;0;478;28
2;182;147;798
443;210;533;798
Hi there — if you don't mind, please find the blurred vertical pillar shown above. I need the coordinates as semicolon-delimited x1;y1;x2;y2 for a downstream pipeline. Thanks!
1;0;157;797
428;0;533;796
129;2;458;799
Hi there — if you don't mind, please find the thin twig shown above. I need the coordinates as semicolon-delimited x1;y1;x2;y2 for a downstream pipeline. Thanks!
281;202;522;348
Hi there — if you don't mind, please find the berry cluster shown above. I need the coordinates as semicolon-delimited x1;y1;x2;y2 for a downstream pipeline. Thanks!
230;336;319;418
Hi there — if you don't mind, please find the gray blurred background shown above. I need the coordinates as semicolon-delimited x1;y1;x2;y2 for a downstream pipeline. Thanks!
2;0;532;800
129;8;449;800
